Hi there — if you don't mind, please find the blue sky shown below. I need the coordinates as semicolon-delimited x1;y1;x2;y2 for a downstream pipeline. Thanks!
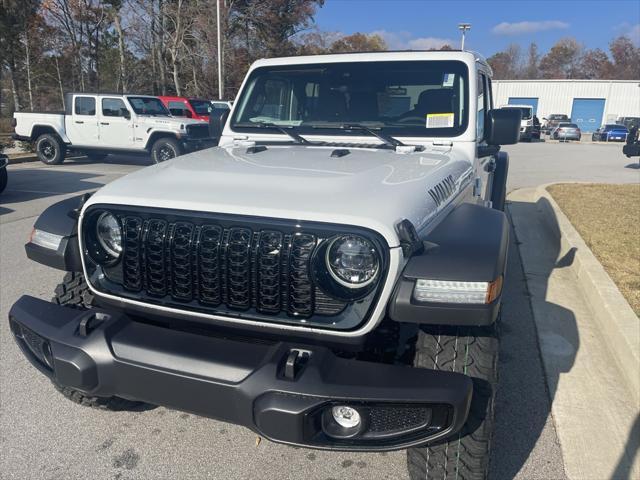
313;0;640;55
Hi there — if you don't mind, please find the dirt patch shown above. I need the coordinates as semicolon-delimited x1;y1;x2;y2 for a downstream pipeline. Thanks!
547;183;640;316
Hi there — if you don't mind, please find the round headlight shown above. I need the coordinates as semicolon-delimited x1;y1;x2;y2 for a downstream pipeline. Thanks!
96;212;122;258
326;235;379;288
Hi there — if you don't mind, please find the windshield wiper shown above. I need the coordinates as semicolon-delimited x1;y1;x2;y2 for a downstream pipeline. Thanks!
234;121;310;145
311;123;412;149
341;123;406;147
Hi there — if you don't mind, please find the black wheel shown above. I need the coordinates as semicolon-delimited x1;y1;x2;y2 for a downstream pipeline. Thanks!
490;153;509;212
51;272;145;411
151;137;182;163
0;167;7;194
35;134;66;165
86;151;108;161
407;323;499;480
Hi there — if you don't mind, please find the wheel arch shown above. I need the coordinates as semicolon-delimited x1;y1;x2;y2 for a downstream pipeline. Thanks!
31;124;69;143
144;130;180;151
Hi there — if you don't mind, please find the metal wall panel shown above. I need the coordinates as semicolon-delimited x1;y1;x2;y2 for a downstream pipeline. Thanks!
493;80;640;125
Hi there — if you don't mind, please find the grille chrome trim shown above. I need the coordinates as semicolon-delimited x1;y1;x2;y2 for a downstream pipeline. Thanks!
80;206;396;335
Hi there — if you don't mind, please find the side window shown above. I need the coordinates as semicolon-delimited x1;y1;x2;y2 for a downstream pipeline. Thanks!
168;101;189;117
75;96;96;116
102;98;127;117
477;74;485;141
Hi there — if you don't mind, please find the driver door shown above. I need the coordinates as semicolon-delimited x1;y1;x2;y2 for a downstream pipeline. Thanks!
98;97;135;148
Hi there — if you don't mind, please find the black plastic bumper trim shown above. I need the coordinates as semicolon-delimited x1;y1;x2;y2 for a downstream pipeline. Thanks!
9;295;473;451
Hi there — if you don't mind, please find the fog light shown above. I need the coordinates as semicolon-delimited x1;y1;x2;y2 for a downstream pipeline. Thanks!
332;406;361;429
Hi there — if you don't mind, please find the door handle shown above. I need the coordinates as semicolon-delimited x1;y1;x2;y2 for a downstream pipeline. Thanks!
75;121;84;124
100;122;110;125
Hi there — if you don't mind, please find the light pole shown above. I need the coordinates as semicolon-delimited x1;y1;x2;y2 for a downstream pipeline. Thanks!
217;0;224;100
458;23;471;51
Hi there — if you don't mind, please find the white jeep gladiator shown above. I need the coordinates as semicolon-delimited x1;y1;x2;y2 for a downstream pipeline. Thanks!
9;51;521;479
11;93;212;164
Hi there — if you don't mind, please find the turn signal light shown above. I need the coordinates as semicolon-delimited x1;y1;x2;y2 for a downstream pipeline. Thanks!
413;276;503;304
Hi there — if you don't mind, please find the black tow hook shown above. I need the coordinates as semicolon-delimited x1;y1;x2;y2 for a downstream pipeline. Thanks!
78;311;110;337
283;349;312;380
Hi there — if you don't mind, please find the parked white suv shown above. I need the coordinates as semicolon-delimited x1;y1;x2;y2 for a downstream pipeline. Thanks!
11;51;521;480
11;93;213;164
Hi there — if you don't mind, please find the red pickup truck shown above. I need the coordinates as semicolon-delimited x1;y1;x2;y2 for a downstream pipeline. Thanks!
159;96;216;122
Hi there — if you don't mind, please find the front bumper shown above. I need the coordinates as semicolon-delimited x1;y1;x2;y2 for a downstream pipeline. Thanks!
9;295;473;451
11;133;31;142
181;136;217;152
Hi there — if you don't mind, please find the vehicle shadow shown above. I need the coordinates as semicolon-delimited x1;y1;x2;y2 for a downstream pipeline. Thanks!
611;414;640;480
0;168;105;210
63;153;153;168
624;163;640;170
489;197;578;480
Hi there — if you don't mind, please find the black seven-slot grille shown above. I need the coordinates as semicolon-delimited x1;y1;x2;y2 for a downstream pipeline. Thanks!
107;211;351;319
186;124;210;139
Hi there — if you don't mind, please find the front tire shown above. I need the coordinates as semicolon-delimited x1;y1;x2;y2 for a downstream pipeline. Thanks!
35;134;66;165
151;137;182;163
407;323;499;480
51;272;145;411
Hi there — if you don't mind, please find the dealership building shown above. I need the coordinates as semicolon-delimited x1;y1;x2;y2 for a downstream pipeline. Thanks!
492;80;640;132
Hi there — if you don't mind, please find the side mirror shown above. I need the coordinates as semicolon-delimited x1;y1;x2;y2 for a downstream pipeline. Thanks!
184;110;193;118
209;109;230;138
486;109;522;146
122;109;131;120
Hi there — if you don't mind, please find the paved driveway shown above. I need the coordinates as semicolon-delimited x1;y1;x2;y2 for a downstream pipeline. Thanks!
2;141;633;480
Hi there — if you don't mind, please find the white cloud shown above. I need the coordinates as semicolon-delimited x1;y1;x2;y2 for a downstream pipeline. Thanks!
616;22;640;46
492;20;569;35
371;30;458;50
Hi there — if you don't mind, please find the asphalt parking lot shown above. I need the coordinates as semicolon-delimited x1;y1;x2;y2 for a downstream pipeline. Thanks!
0;141;636;480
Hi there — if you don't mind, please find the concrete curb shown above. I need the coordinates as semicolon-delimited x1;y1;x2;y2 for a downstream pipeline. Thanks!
7;154;38;164
536;184;640;403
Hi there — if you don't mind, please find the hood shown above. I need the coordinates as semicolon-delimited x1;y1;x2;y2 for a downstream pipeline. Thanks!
86;144;474;246
141;116;205;129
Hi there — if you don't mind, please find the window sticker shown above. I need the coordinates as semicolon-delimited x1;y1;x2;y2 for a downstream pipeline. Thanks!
442;73;455;87
426;113;454;128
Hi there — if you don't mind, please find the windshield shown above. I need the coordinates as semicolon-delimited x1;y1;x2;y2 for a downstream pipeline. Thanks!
605;124;627;131
231;60;468;138
549;114;568;120
127;97;170;116
189;99;212;115
559;123;578;128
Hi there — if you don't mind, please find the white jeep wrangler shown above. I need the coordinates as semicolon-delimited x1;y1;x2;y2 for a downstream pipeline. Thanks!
9;51;521;479
11;93;212;164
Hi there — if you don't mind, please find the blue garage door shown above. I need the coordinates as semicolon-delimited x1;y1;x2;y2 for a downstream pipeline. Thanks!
508;97;539;115
570;98;605;133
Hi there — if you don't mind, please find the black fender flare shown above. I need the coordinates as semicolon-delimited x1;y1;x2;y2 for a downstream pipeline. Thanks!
25;194;89;271
389;202;509;326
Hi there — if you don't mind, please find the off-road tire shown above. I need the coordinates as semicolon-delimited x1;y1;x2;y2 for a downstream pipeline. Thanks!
35;133;66;165
51;272;144;411
407;323;499;480
0;167;7;194
151;137;182;163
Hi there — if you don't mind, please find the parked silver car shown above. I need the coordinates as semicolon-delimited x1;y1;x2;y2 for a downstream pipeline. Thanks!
552;122;581;141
